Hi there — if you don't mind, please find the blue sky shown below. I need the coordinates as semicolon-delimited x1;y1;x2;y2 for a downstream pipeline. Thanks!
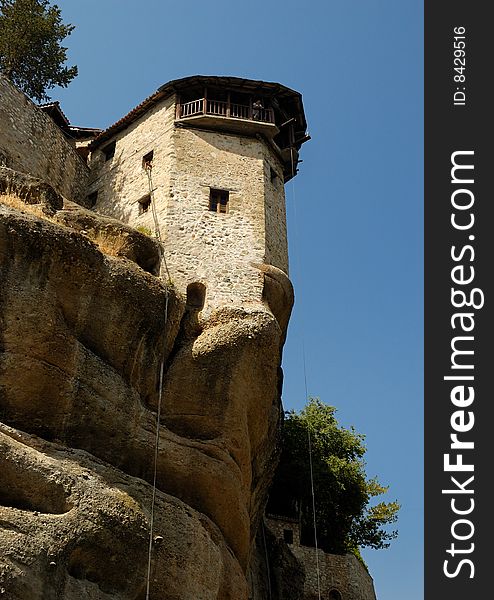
55;1;423;598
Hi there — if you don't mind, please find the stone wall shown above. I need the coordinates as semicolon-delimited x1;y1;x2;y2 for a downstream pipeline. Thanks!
265;514;301;546
88;95;175;225
262;146;288;275
89;95;290;315
291;546;377;600
265;517;377;600
166;125;267;313
0;75;89;204
248;523;306;600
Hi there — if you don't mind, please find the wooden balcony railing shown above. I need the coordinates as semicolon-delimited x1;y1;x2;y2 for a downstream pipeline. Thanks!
179;98;275;124
181;98;203;117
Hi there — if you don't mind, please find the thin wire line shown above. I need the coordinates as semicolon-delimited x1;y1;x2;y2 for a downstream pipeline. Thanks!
145;265;169;599
289;147;322;600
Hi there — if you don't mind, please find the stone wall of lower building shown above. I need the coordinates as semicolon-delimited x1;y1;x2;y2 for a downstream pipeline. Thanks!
265;516;377;600
291;546;377;600
0;75;89;204
265;514;301;546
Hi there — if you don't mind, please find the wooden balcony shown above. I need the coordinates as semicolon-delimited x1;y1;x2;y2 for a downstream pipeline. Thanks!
177;98;278;137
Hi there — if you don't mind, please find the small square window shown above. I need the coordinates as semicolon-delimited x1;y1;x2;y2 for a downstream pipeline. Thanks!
138;194;151;215
142;150;154;169
102;141;116;161
283;529;294;544
209;189;229;214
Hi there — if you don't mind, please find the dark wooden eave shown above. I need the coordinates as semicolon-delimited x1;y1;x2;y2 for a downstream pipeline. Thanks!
89;75;308;153
38;102;101;141
38;101;70;130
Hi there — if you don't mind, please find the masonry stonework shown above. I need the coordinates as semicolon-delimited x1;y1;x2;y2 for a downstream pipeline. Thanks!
266;516;377;600
265;514;301;545
291;547;377;600
165;125;282;312
0;75;89;204
87;95;175;225
263;144;289;273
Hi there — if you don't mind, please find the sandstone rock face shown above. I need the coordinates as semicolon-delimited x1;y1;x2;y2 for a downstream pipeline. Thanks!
0;425;246;600
0;183;292;598
0;166;63;215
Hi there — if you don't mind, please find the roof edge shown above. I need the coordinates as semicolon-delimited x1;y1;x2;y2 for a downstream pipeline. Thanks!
89;75;307;151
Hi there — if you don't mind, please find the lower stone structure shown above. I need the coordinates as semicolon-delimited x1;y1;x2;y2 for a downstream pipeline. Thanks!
265;515;377;600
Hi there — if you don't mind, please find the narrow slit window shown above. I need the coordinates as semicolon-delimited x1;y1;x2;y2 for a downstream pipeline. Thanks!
142;150;154;169
102;141;116;161
138;194;151;215
270;166;279;183
209;189;229;214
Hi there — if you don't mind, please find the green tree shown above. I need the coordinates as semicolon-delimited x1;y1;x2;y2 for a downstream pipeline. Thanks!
267;398;399;555
0;0;77;101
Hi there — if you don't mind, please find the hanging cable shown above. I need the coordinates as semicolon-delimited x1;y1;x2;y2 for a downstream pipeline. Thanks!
144;290;169;599
145;289;169;600
307;427;322;600
261;521;273;600
144;165;172;283
142;161;172;598
289;146;322;600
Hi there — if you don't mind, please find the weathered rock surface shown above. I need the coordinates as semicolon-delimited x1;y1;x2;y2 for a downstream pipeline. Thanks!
0;185;292;598
0;166;63;215
0;424;246;600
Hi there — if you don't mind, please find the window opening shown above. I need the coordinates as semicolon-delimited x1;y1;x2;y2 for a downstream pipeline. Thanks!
270;166;279;183
209;189;229;214
138;194;151;215
143;150;154;170
186;282;206;310
328;590;342;600
283;529;294;545
102;141;116;161
87;190;98;208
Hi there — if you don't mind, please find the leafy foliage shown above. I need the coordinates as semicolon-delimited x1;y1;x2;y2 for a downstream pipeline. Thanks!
0;0;77;101
267;398;399;554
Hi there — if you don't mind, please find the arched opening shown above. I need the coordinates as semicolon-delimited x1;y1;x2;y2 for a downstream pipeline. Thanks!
328;590;342;600
186;282;206;310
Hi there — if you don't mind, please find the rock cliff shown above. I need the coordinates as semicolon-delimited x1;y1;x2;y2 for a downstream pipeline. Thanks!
0;168;294;599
